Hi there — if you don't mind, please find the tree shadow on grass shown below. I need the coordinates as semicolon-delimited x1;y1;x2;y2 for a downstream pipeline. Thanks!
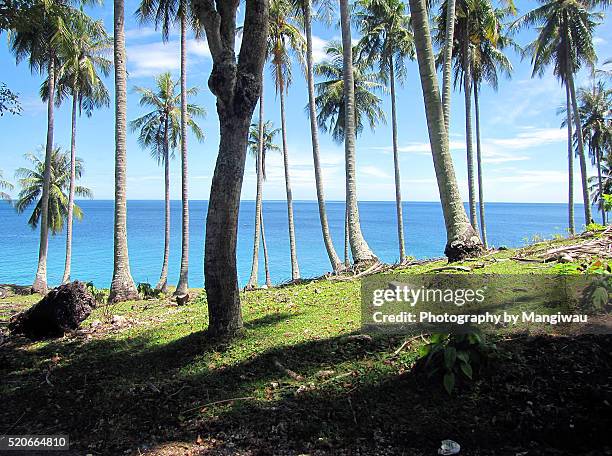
1;312;611;455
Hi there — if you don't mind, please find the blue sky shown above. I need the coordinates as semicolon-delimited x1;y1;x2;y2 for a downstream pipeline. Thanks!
0;0;610;203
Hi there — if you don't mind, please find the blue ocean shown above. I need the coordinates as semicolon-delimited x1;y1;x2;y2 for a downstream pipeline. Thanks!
0;200;587;288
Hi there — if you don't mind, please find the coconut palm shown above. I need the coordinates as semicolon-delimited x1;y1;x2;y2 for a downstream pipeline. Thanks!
47;10;111;284
266;0;305;281
407;0;483;260
589;152;612;215
109;0;139;302
576;80;612;224
130;72;204;293
354;0;414;262
136;0;197;297
0;170;14;202
313;40;385;263
10;0;69;293
339;0;379;264
14;147;92;234
291;0;343;273
514;0;603;226
247;120;281;288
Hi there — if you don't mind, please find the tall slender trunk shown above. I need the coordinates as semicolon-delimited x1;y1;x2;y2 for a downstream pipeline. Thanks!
473;84;487;248
407;0;482;261
389;59;406;262
175;9;190;297
567;59;592;224
442;0;457;131
344;204;349;266
596;149;605;224
566;82;575;235
109;0;138;302
278;76;300;281
260;207;272;287
32;57;55;295
247;92;265;289
339;0;377;263
62;91;78;284
463;26;477;230
303;0;342;272
156;116;170;293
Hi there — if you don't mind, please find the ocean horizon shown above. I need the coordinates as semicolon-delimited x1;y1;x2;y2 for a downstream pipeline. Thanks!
0;200;589;288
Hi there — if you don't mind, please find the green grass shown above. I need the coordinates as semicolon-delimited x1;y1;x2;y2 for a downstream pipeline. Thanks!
0;234;608;454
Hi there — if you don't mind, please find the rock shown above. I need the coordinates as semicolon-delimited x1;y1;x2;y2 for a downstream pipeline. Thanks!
557;254;574;263
90;319;102;329
498;246;509;251
8;281;95;339
175;293;190;306
111;315;127;327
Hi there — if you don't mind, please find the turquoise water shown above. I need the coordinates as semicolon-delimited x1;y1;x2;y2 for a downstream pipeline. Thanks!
0;200;587;288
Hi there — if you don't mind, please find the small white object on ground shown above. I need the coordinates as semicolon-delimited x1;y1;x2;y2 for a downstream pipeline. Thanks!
438;439;460;455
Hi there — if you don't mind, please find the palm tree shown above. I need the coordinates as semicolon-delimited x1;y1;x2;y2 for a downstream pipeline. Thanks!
589;152;612;215
292;0;343;273
136;0;196;297
407;0;483;261
10;0;68;293
14;147;92;235
339;0;378;264
130;72;204;293
109;0;139;302
464;2;516;248
267;0;305;281
354;0;414;263
576;80;612;224
0;170;14;202
247;120;280;288
314;40;385;263
48;10;111;284
515;0;603;227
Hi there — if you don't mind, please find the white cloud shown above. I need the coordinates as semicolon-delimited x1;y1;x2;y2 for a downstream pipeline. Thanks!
360;165;390;179
487;127;565;149
126;38;211;78
594;36;607;45
311;35;328;63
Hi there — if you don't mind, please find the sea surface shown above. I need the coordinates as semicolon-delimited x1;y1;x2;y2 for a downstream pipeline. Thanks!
0;200;587;288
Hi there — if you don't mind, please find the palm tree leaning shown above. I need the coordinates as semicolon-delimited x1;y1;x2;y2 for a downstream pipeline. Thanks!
248;120;281;287
576;80;612;224
407;0;483;261
293;0;343;273
131;72;204;293
136;0;195;297
339;0;378;264
267;0;305;282
354;0;414;263
0;170;14;202
10;0;67;294
110;0;139;302
15;147;92;236
48;10;111;283
515;0;603;227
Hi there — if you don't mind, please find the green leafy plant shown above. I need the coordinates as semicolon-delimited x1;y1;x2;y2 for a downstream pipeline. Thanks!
85;281;107;305
416;332;494;394
137;282;161;299
602;194;612;213
585;222;606;233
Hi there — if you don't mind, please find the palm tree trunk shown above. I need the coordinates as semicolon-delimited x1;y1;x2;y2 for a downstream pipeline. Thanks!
278;77;300;281
247;92;265;289
596;149;605;224
441;0;457;131
463;26;478;230
156;117;170;293
567;61;592;225
407;0;482;261
344;204;349;266
566;82;575;235
62;91;78;284
473;84;487;249
389;59;406;262
175;9;190;297
32;57;55;295
303;0;342;272
109;0;138;302
339;0;377;264
260;207;272;287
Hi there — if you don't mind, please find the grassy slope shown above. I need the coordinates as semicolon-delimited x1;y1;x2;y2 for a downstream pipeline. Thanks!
1;235;611;455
